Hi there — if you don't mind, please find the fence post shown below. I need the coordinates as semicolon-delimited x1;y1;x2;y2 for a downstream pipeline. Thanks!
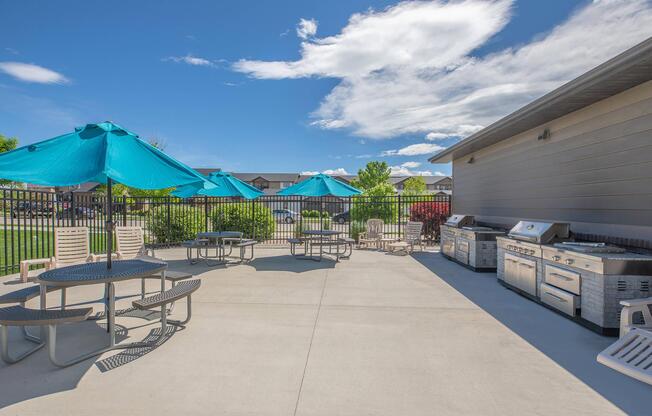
122;195;127;226
397;194;402;238
70;191;75;227
166;196;171;244
251;198;255;240
204;196;209;232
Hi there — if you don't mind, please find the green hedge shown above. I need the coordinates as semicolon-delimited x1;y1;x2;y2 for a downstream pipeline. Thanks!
210;203;274;240
295;218;331;237
147;206;205;244
350;197;398;224
301;209;330;218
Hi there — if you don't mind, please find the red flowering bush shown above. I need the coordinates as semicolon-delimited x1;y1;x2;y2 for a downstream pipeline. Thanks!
409;201;450;241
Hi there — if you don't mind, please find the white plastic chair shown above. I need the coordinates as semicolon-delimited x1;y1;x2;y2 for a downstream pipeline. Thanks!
19;227;95;282
358;219;384;249
115;226;158;262
597;297;652;385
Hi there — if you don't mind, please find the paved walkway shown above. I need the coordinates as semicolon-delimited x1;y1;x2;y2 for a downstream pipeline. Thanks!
0;248;648;415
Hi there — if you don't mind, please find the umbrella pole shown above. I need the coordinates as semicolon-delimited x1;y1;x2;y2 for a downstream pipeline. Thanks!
106;178;113;269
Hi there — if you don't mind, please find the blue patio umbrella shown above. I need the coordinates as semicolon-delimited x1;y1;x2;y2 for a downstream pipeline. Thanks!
172;171;263;199
277;173;361;197
0;122;213;268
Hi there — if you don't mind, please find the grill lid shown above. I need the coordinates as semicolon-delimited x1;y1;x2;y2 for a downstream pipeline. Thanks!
445;214;474;228
508;221;570;244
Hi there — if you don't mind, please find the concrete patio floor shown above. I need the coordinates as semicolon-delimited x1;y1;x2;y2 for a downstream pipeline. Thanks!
0;247;649;415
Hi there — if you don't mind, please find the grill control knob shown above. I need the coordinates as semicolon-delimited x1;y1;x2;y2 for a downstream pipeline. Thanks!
552;255;561;261
565;259;574;265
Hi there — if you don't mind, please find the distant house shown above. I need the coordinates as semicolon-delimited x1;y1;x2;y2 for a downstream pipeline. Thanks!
390;176;452;195
26;182;102;203
196;169;451;197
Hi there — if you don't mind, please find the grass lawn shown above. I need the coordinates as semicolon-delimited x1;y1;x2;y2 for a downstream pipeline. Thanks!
0;229;109;276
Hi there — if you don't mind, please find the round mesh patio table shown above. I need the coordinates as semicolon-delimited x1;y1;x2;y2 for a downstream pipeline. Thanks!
37;260;166;287
35;260;168;359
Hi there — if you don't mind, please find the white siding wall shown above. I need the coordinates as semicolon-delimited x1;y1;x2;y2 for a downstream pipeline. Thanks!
452;80;652;243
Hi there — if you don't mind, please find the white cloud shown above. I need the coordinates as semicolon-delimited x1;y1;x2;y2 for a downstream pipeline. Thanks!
164;54;215;67
389;165;440;176
301;168;349;176
323;168;349;175
0;62;69;84
401;161;421;168
234;0;652;139
425;132;450;141
381;143;445;156
296;18;318;40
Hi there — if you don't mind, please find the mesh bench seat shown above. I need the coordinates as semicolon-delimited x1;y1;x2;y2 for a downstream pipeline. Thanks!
235;240;257;247
234;239;257;262
133;280;200;329
133;280;201;310
139;270;194;308
0;305;92;326
288;238;305;256
337;238;355;259
0;285;59;305
0;305;92;365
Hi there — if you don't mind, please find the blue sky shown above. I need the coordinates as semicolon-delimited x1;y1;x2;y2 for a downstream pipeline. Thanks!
1;0;651;176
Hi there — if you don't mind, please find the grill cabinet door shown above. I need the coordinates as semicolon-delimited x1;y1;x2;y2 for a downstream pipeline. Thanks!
517;257;537;297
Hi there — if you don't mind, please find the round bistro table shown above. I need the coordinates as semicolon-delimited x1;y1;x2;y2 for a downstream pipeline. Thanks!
36;260;167;364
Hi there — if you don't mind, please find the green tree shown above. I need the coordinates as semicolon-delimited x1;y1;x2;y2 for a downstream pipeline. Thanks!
0;134;19;187
402;176;427;196
352;161;391;191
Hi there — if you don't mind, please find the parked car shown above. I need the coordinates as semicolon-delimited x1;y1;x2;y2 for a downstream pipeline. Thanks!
272;209;300;224
57;206;96;220
12;201;54;218
332;211;350;224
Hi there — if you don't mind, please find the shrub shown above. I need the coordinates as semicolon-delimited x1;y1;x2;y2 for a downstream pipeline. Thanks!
147;205;205;244
295;218;331;237
349;183;398;224
210;203;275;240
350;196;398;224
409;201;450;241
350;220;366;241
301;209;330;219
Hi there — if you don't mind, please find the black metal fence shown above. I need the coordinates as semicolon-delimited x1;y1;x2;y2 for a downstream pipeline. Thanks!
0;188;450;276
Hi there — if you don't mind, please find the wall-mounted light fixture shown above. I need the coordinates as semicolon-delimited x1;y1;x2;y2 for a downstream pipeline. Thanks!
467;156;475;164
537;128;551;141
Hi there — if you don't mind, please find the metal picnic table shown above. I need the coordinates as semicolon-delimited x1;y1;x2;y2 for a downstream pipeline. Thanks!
192;231;244;265
299;230;348;262
36;259;167;365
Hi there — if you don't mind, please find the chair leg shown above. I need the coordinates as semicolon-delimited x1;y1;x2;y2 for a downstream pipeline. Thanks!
0;325;44;364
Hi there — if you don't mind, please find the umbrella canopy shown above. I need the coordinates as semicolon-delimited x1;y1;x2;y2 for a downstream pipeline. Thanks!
172;171;263;199
277;173;361;197
0;122;211;189
0;122;213;268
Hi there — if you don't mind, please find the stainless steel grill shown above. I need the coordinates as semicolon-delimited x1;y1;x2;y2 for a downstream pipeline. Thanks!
507;221;570;244
444;214;474;228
